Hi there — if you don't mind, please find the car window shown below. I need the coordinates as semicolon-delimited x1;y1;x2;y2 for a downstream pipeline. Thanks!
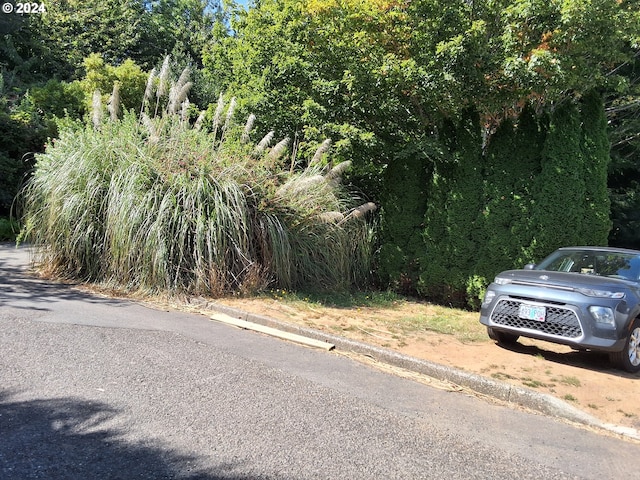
536;250;640;281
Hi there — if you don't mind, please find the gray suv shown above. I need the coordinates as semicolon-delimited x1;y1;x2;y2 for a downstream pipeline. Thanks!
479;247;640;373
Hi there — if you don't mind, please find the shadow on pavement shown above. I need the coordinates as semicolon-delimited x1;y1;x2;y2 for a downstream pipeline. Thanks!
0;244;125;312
0;391;261;480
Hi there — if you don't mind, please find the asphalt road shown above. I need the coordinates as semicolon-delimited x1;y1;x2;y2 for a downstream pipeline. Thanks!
1;244;638;479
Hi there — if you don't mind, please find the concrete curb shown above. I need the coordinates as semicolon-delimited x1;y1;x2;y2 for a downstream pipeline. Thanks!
189;298;639;441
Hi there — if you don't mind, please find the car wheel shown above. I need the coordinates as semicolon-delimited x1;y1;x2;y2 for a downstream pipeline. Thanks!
609;318;640;374
487;327;519;345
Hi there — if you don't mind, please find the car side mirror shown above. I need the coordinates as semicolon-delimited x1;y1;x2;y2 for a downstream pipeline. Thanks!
524;263;536;270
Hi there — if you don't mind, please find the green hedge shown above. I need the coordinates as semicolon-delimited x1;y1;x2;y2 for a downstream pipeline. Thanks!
378;94;612;308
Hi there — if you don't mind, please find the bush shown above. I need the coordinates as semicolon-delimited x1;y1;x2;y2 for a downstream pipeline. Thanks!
419;109;484;307
0;92;57;216
19;69;375;295
0;217;19;241
29;79;85;119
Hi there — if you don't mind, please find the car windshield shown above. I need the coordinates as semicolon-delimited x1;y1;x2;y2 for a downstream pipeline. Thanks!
535;249;640;281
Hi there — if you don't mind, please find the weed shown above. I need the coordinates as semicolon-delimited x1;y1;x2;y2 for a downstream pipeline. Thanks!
521;378;555;389
617;409;636;418
559;376;582;387
563;394;578;402
388;312;486;342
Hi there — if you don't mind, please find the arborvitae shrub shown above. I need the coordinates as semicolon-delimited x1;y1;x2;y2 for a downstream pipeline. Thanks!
579;90;611;245
419;109;484;307
477;118;518;279
529;100;586;258
377;143;430;293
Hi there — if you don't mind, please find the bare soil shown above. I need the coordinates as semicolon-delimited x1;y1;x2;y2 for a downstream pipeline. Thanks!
210;295;640;434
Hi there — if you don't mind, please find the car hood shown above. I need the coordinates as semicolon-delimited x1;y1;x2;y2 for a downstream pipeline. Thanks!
495;269;639;291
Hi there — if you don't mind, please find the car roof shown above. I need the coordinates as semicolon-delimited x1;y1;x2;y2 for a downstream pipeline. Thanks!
557;246;640;255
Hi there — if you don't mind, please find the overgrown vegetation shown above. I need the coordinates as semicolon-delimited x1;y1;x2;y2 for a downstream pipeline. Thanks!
19;65;375;295
0;217;18;241
3;0;639;309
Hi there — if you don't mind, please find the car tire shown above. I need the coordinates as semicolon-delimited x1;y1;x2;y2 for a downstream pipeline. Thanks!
487;327;519;345
609;318;640;374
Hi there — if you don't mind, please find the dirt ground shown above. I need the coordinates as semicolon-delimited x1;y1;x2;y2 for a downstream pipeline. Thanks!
207;295;640;435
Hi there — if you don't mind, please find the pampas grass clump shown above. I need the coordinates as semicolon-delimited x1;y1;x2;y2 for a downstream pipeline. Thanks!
19;59;375;295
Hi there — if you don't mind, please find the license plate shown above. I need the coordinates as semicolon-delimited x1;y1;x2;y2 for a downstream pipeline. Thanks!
518;304;546;322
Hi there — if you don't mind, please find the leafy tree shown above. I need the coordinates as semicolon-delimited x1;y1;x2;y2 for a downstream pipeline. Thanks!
1;0;224;86
144;0;223;65
608;52;640;249
206;0;638;186
79;54;147;116
29;80;86;120
2;0;150;82
0;91;56;215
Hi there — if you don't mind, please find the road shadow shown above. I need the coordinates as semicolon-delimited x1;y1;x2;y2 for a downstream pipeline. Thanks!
0;391;263;480
0;243;125;312
493;339;639;380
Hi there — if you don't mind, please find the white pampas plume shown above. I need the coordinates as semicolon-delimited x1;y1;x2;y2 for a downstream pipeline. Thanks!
156;56;170;100
107;82;120;121
144;68;156;100
254;131;274;156
212;93;224;133
241;114;256;143
92;90;103;130
222;97;236;133
325;160;351;184
168;81;192;115
276;174;325;197
141;113;159;145
181;98;190;123
194;110;206;130
267;137;290;162
169;66;191;114
310;138;332;166
318;211;344;223
167;84;177;113
339;202;377;224
155;56;170;117
175;66;190;91
141;67;155;116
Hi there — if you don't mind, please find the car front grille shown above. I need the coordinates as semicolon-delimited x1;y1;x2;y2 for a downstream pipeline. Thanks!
490;299;583;338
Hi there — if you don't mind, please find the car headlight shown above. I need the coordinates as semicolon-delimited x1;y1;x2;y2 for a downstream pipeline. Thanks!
482;290;496;308
493;277;511;286
576;288;625;299
589;306;615;326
